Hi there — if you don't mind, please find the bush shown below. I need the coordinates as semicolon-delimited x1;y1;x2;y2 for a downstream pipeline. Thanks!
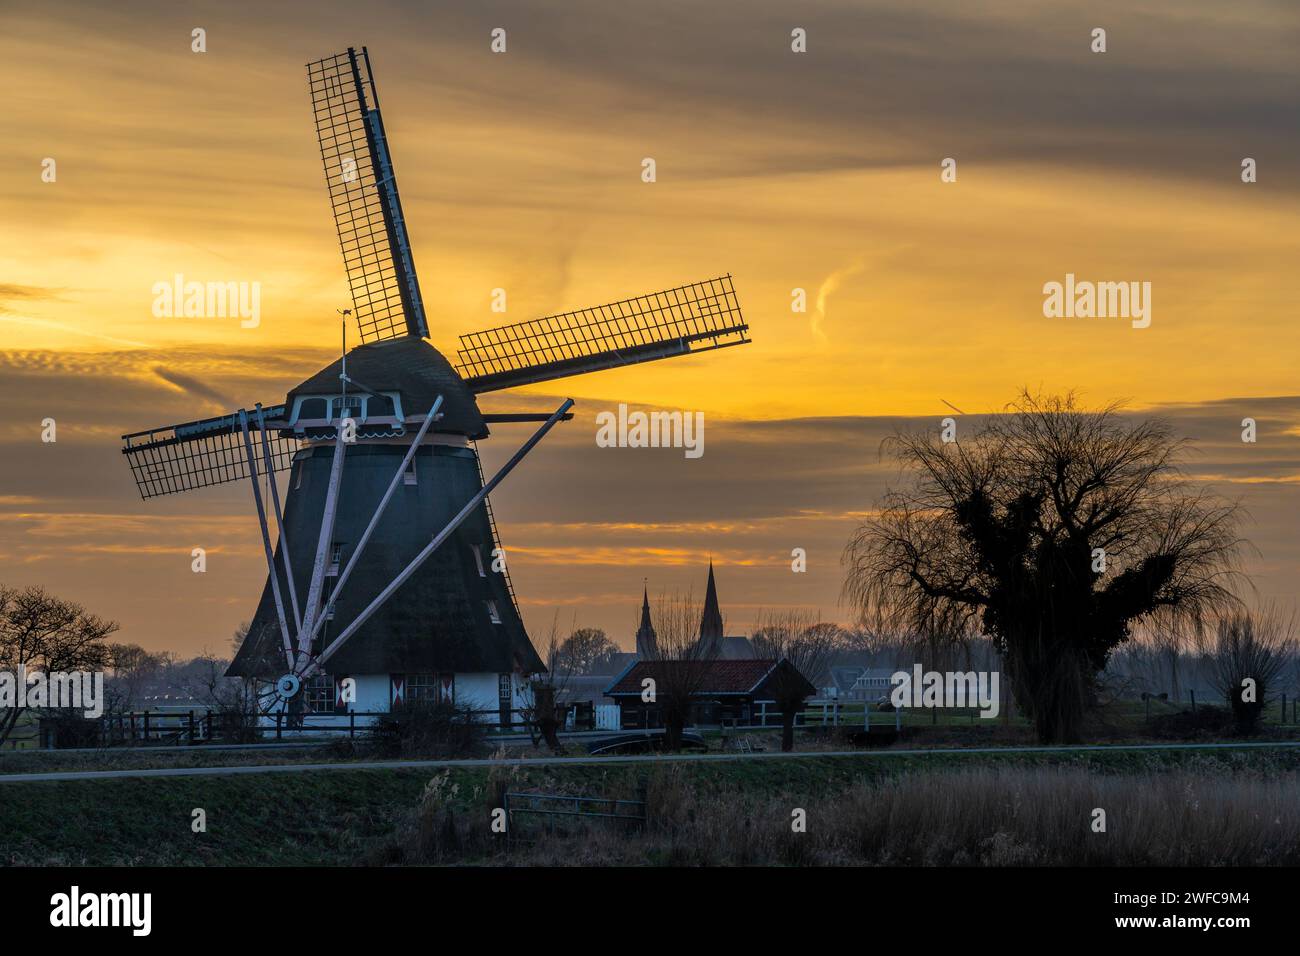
214;708;261;744
38;714;101;749
365;702;487;759
1148;705;1233;740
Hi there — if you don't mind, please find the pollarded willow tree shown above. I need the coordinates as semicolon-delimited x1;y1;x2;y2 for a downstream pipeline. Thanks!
842;391;1246;743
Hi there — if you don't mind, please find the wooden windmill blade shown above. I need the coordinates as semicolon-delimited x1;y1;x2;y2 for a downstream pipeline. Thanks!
308;46;428;343
454;274;749;393
120;405;293;499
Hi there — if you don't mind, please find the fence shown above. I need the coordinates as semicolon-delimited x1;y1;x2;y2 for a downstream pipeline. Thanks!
27;705;596;749
16;692;1300;750
595;703;621;730
725;699;915;730
501;789;646;849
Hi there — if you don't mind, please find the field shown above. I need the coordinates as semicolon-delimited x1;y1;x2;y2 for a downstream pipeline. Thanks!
4;745;1300;866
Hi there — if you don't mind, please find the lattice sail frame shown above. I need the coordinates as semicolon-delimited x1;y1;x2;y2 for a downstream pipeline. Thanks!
121;408;296;500
308;47;427;343
455;275;748;392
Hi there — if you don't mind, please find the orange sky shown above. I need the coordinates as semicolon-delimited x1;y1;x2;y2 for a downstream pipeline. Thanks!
1;0;1298;655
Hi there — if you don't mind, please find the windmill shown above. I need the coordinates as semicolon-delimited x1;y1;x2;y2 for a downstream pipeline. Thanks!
120;46;750;716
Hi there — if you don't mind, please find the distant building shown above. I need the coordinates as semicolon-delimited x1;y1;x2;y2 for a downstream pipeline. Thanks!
698;560;724;656
635;586;657;658
826;666;897;702
603;658;816;728
633;561;754;661
715;635;757;659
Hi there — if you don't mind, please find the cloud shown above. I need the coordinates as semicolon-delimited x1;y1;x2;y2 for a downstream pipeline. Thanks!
813;261;866;343
0;283;68;310
151;366;234;412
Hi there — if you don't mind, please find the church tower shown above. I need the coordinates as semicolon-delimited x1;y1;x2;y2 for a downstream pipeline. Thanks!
635;585;658;658
699;560;724;655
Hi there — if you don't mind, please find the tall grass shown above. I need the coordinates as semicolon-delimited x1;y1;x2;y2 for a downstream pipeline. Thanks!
377;763;1300;866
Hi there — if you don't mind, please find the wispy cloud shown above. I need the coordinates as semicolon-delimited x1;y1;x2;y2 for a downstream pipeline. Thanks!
151;366;234;412
812;261;866;343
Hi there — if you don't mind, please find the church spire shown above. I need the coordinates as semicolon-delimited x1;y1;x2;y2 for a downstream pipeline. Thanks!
699;560;724;649
635;581;657;658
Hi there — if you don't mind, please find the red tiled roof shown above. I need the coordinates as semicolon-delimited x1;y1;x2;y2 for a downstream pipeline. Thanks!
604;659;780;696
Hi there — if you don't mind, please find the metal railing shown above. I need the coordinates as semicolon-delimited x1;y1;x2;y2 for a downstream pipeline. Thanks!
502;789;646;849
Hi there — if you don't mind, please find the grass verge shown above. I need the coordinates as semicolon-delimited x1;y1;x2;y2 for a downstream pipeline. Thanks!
4;746;1300;865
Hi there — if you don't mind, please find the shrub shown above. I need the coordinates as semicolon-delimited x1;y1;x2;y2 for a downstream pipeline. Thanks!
1147;705;1233;740
365;701;487;759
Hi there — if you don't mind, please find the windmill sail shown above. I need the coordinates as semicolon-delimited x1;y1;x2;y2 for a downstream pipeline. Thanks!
455;275;748;393
308;46;428;343
121;407;294;499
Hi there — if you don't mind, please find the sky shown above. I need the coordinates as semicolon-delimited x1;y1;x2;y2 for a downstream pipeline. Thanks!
1;0;1298;657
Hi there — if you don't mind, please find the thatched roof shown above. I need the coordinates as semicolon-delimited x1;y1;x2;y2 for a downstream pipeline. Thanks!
289;337;487;440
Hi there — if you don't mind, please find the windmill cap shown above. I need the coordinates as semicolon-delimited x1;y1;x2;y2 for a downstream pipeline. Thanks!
288;337;488;439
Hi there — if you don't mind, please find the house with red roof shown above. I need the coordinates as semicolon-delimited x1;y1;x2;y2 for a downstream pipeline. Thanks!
602;658;816;729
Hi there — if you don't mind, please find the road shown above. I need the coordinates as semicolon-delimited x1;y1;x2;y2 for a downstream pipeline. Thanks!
1;739;1297;783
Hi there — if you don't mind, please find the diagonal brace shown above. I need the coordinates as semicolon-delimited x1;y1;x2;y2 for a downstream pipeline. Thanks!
300;396;444;658
238;409;296;671
302;398;574;679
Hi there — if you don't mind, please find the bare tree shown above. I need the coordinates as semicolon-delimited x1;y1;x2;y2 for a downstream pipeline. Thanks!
843;391;1246;743
1202;605;1294;732
751;611;839;751
229;621;250;657
0;585;118;747
103;642;163;712
516;613;572;753
642;591;710;751
558;627;620;675
193;652;261;742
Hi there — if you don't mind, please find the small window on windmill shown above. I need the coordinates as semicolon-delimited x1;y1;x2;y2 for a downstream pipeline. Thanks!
406;674;437;706
486;599;502;624
328;541;343;576
403;457;417;486
471;544;486;577
297;397;328;423
305;673;335;714
330;396;362;421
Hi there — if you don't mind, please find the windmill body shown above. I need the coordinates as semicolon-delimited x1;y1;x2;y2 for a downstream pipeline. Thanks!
120;46;749;720
226;338;543;713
